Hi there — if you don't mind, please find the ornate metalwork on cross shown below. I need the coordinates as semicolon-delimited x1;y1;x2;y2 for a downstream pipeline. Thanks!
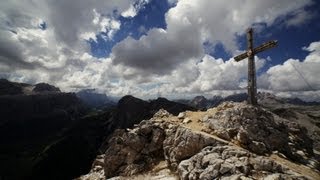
234;28;277;105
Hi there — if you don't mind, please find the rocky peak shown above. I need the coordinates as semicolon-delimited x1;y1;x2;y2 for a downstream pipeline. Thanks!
205;102;314;162
150;97;196;115
0;78;25;95
79;102;320;180
110;95;194;130
118;95;149;108
33;83;60;93
190;96;208;110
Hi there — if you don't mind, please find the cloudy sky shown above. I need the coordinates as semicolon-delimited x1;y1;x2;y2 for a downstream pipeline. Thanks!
0;0;320;101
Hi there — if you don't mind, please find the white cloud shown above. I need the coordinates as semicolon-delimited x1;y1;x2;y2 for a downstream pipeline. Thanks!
265;41;320;91
285;9;315;27
121;0;151;18
187;55;266;93
112;0;313;76
0;0;318;100
165;0;312;53
122;5;138;18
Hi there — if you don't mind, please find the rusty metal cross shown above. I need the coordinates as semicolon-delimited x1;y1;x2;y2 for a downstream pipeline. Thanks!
234;28;277;105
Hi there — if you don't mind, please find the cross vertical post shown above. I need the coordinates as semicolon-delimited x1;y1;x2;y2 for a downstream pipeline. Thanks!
233;28;277;106
247;28;257;105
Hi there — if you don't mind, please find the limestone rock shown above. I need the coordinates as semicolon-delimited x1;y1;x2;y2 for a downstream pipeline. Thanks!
206;102;313;162
183;117;192;124
177;145;308;180
178;112;185;119
163;126;226;170
153;108;171;118
103;121;166;178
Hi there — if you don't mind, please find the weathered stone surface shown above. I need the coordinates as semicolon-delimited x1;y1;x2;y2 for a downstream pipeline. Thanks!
103;121;166;178
177;145;308;180
183;117;192;124
79;102;319;179
163;126;226;170
178;112;185;119
206;102;314;162
153;108;171;118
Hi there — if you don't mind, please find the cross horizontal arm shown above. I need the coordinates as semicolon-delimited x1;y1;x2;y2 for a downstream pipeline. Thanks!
234;40;278;62
234;52;248;62
253;40;278;54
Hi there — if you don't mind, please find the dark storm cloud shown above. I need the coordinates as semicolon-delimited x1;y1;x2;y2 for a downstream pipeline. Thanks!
0;31;35;70
112;27;203;75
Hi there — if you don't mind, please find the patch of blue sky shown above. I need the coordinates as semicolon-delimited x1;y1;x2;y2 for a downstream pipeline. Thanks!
39;22;47;30
89;0;170;58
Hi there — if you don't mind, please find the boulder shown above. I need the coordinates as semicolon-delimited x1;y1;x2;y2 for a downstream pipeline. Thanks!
177;145;308;180
178;112;185;119
163;126;226;170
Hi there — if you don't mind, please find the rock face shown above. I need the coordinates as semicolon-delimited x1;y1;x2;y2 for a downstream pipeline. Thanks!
178;146;306;180
80;102;319;180
104;120;165;178
163;126;225;170
206;102;314;162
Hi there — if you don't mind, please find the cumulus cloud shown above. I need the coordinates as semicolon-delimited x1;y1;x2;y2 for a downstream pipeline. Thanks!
0;0;317;100
111;0;312;76
265;41;320;91
0;0;148;90
285;9;315;27
112;27;203;75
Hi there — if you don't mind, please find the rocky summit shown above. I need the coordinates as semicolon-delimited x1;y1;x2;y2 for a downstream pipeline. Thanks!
78;102;320;180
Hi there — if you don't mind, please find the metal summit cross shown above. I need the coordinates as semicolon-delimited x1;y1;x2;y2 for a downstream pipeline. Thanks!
234;28;277;105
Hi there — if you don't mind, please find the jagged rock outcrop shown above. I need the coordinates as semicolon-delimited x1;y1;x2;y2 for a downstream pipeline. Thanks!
178;145;307;180
205;102;314;163
104;120;166;178
163;126;226;170
80;102;320;180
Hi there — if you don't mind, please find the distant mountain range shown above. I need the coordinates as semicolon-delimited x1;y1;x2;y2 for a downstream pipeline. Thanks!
175;92;320;110
0;79;61;95
76;89;116;109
